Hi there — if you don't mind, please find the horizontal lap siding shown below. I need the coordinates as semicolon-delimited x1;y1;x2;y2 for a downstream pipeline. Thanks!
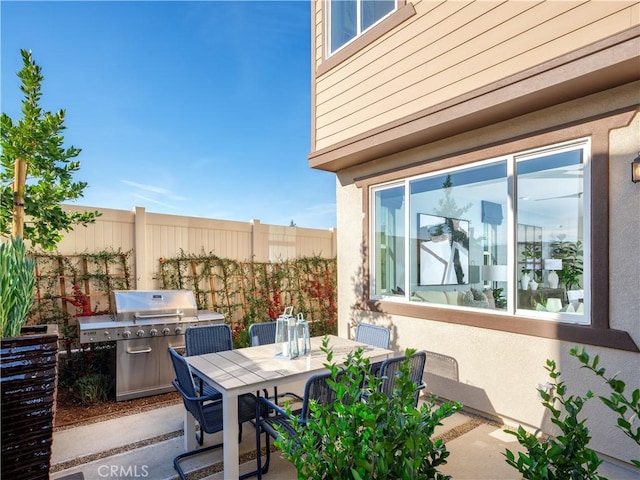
314;1;323;71
314;0;640;150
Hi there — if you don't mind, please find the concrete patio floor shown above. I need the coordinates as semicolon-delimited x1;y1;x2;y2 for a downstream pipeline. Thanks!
51;398;639;480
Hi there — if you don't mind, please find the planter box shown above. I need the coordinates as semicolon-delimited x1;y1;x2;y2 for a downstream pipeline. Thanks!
1;325;59;480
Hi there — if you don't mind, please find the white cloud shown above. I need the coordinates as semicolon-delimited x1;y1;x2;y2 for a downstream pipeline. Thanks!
121;180;170;194
131;194;178;210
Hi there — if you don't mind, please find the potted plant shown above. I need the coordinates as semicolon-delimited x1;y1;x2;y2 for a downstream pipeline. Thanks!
550;240;584;292
1;237;59;480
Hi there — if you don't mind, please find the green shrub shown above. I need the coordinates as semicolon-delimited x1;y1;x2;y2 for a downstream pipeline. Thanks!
276;337;461;479
505;358;604;479
74;374;112;405
571;347;639;467
0;237;36;338
59;344;115;404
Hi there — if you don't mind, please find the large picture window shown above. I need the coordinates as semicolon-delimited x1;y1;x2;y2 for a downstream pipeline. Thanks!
328;0;396;55
370;139;589;325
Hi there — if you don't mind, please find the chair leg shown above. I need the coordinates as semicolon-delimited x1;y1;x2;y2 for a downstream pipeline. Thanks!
254;425;271;479
256;417;262;480
196;423;204;446
174;441;223;480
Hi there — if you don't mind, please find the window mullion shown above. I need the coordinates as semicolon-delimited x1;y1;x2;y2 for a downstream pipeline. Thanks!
507;155;517;314
404;180;410;300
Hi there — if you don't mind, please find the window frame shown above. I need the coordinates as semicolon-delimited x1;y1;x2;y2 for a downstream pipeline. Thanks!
356;110;639;352
327;0;398;57
370;139;591;323
318;1;415;77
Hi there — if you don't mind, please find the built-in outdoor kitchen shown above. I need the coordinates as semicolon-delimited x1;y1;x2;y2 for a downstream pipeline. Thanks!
78;290;223;401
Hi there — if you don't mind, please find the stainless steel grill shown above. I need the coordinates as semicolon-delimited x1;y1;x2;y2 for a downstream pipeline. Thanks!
77;290;223;401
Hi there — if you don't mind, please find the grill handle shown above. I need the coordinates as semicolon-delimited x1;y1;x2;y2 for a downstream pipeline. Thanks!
127;348;152;354
133;312;183;320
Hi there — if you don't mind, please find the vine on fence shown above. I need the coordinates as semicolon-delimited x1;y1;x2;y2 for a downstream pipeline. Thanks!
158;251;337;337
28;249;132;337
26;249;335;401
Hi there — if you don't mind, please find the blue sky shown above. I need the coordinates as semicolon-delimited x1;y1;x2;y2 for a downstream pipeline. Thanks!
1;0;336;229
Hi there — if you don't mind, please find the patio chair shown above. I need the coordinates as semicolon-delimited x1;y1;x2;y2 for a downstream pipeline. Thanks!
248;321;277;347
354;322;391;349
247;321;303;405
354;322;391;375
254;371;337;479
377;350;427;408
168;347;267;480
183;324;234;444
185;323;233;356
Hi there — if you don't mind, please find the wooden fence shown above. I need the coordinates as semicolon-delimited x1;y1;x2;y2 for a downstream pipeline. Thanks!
53;205;336;289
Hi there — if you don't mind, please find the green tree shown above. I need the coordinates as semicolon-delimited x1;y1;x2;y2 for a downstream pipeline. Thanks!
1;49;99;250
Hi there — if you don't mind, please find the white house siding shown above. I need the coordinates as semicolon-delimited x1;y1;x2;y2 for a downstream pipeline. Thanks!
313;0;640;151
335;86;640;464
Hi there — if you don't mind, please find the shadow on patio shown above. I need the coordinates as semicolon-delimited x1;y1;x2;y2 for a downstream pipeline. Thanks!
50;390;639;480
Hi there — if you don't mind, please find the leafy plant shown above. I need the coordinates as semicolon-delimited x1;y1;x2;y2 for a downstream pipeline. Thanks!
0;237;36;337
505;358;604;479
276;337;461;479
533;293;547;310
59;343;115;403
550;240;583;290
570;347;639;467
74;373;112;405
521;243;542;275
1;49;99;250
491;287;507;309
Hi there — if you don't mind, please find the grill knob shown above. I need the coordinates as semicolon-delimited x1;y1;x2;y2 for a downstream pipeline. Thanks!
174;326;183;335
136;329;145;337
149;328;158;336
162;327;171;335
122;330;132;339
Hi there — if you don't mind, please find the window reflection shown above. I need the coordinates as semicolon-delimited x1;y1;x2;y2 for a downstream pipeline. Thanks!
369;140;589;324
373;186;405;297
329;0;396;54
516;149;585;315
409;162;508;310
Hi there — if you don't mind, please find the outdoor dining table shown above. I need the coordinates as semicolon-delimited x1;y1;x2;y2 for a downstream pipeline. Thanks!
183;334;394;479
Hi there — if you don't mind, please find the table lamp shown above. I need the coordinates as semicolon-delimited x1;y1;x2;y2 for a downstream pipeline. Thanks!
544;259;562;289
482;264;508;283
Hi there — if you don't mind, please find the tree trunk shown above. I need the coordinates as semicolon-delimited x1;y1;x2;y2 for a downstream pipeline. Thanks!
12;158;27;239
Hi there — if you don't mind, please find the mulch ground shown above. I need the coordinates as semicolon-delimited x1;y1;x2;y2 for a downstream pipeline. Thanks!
54;388;182;430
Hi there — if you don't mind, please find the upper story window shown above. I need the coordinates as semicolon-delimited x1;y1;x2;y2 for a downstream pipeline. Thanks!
329;0;397;55
371;139;589;325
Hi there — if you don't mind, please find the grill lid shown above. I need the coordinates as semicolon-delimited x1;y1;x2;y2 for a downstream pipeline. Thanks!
112;290;197;322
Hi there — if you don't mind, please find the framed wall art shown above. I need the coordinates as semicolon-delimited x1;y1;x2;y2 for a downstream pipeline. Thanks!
417;213;470;285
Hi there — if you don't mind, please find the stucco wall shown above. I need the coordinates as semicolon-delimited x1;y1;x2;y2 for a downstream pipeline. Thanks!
336;90;640;463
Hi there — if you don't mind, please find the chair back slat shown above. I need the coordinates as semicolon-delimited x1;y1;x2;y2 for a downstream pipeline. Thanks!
169;347;203;419
185;324;233;356
300;372;337;421
248;321;277;347
354;323;390;349
378;351;427;407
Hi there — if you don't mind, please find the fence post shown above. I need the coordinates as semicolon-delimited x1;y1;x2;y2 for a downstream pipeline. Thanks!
250;219;262;262
330;227;337;258
134;206;147;289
